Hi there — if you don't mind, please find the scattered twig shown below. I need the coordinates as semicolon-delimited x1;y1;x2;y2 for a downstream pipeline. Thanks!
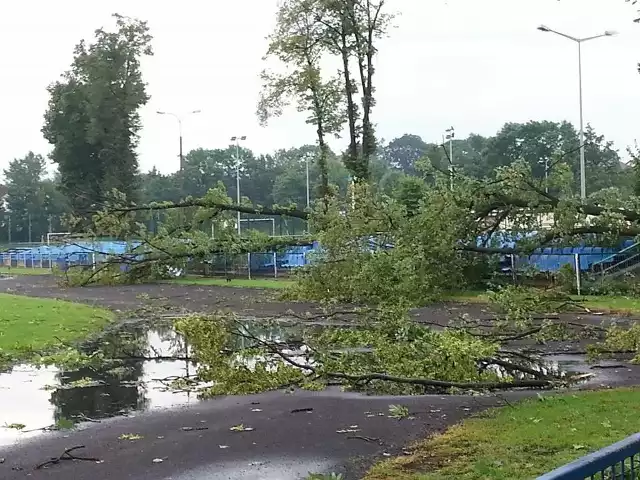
73;413;101;423
492;393;516;409
590;364;628;370
21;424;59;433
152;374;199;382
556;301;592;314
483;357;548;379
498;327;543;342
539;349;635;356
498;349;541;363
180;426;209;432
565;321;606;332
347;435;383;445
113;355;191;361
291;407;314;414
287;308;368;322
35;446;100;470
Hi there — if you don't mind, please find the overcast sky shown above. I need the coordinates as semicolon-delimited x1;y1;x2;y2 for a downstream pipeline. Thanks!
1;0;638;175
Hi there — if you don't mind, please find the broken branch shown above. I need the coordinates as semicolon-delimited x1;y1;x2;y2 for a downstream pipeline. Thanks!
36;445;100;470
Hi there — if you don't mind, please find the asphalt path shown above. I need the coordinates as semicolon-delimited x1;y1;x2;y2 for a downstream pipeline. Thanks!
0;389;518;480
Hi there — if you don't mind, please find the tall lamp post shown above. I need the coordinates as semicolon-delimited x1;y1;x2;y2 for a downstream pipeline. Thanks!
157;110;201;171
231;135;247;235
444;126;455;191
538;158;550;193
303;152;313;233
302;152;313;209
537;25;617;200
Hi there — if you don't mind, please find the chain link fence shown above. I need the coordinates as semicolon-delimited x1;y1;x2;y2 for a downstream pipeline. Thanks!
0;243;313;279
2;238;635;289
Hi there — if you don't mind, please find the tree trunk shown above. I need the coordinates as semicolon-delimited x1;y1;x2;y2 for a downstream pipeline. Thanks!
340;16;360;175
345;0;372;182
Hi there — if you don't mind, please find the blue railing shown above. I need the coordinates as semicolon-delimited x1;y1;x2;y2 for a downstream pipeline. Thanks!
538;433;640;479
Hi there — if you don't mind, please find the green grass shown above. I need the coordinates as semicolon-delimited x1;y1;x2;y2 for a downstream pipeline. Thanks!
573;295;640;315
167;276;294;289
0;266;52;275
365;388;640;480
0;293;113;363
444;290;640;315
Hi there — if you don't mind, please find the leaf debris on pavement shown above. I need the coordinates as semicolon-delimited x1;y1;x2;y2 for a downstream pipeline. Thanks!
230;424;255;432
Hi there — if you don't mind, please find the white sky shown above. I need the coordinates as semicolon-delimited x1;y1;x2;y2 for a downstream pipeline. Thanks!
1;0;638;176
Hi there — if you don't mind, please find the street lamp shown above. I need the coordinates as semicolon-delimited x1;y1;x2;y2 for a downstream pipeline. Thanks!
444;126;455;191
302;151;314;233
302;152;313;209
538;158;550;193
231;135;247;235
156;110;202;171
537;25;617;200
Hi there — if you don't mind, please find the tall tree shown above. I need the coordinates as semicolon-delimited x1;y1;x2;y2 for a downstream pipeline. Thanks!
319;0;360;177
259;0;393;191
382;134;430;174
338;0;391;179
314;0;392;181
42;14;152;212
483;121;578;181
180;148;239;200
139;167;183;204
629;142;640;196
582;125;626;194
258;0;344;202
271;145;350;206
3;152;47;242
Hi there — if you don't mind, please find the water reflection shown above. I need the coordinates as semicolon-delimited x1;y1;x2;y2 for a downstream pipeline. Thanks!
0;320;298;448
0;324;197;448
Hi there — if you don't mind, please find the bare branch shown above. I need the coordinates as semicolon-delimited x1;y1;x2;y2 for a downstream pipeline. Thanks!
87;199;309;220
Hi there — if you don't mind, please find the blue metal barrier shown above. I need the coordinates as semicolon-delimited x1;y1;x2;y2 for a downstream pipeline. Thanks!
537;433;640;479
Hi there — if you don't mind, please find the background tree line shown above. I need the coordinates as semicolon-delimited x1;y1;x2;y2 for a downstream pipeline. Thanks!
0;118;632;243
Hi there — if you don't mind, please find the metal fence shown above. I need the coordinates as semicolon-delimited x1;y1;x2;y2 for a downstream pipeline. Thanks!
0;250;312;279
497;252;640;294
0;251;102;271
538;433;640;479
3;244;638;285
185;252;310;279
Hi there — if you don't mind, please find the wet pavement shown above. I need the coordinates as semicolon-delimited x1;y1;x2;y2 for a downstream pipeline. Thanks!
1;388;524;480
3;276;640;479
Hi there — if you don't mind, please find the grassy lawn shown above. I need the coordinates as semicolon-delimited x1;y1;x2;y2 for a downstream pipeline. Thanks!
0;266;52;275
572;295;640;315
445;290;640;315
167;276;294;289
0;293;113;363
365;388;640;480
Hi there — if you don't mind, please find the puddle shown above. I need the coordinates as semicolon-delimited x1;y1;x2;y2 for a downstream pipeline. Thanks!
0;320;308;447
0;326;194;447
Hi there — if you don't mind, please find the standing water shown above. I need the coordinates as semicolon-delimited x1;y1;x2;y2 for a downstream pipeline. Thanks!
0;326;198;447
0;319;302;447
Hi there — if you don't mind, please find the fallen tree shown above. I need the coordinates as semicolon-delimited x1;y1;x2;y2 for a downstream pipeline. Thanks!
172;290;619;397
